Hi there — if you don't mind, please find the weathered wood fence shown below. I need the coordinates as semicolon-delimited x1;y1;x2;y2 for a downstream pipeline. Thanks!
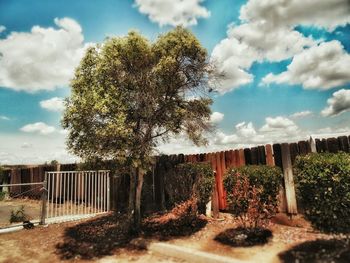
1;135;349;215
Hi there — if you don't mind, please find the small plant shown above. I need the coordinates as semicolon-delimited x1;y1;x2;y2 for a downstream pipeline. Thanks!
294;152;350;233
224;165;281;221
228;174;275;228
0;191;6;201
10;205;28;223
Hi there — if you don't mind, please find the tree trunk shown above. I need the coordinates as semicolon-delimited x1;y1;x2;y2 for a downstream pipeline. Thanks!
128;168;136;227
134;167;144;232
128;166;144;233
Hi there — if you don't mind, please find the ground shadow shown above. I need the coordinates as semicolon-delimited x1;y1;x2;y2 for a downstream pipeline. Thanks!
142;213;207;241
56;210;207;260
214;227;272;247
56;213;136;260
278;238;350;263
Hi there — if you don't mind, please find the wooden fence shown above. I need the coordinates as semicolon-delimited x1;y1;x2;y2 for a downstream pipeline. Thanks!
1;135;349;215
151;135;350;215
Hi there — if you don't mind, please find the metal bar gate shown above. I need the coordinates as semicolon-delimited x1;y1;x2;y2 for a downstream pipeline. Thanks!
44;170;110;224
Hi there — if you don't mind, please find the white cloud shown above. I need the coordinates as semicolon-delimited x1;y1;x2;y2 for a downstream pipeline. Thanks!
21;142;33;149
262;41;350;90
260;116;299;134
40;97;65;112
240;0;350;32
134;0;210;27
211;0;350;94
321;89;350;117
290;110;313;119
0;17;88;92
20;122;56;135
0;115;10;120
210;111;224;123
235;122;257;138
0;25;6;33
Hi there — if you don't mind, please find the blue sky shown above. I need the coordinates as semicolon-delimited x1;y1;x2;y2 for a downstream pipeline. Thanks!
0;0;350;164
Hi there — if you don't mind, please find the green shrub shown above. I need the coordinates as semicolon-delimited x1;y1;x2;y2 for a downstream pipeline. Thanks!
0;191;5;201
224;165;282;214
165;162;215;213
10;205;28;223
294;152;350;233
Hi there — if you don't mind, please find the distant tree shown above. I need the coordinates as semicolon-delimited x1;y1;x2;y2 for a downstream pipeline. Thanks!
62;27;214;231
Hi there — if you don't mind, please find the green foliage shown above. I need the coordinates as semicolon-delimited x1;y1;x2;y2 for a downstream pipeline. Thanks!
10;205;28;223
62;27;213;170
0;191;5;201
165;162;215;214
294;152;350;233
224;165;282;212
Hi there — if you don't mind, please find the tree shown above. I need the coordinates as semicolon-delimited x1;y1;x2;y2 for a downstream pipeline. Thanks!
62;27;213;231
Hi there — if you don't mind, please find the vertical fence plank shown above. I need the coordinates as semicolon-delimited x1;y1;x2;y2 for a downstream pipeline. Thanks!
338;136;350;152
257;146;266;165
209;153;219;218
250;147;258;165
265;144;275;166
273;144;283;169
244;148;252;165
238;149;245;166
281;143;298;215
215;152;225;209
327;137;340;153
315;139;322;152
289;143;299;165
321;139;328;152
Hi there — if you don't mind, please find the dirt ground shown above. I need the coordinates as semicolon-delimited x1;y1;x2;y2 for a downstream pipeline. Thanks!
0;212;341;263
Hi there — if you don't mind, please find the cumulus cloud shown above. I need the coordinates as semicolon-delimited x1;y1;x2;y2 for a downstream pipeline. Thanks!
321;89;350;117
262;41;350;90
210;111;224;123
211;0;350;94
134;0;210;27
235;122;257;138
0;25;6;33
211;5;317;93
290;111;313;119
260;116;299;135
40;97;65;112
0;17;88;92
20;122;56;135
240;0;350;32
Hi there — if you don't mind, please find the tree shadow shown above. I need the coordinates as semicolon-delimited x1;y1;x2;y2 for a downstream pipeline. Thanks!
56;210;208;260
142;213;207;241
278;238;350;263
56;213;137;260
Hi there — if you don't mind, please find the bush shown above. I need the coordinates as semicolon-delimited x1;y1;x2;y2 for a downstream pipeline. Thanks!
165;162;215;214
10;205;28;223
294;152;350;233
0;191;5;201
224;165;282;216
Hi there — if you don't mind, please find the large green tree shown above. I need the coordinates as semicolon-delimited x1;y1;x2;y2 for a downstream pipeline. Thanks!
62;27;213;231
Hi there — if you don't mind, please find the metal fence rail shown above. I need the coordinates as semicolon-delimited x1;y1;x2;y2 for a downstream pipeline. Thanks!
45;170;110;222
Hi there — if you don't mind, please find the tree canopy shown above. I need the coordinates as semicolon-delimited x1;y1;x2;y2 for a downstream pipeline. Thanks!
63;27;213;167
62;27;214;230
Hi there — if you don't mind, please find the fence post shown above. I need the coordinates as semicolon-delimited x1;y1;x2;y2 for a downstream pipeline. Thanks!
309;136;317;153
281;143;298;215
40;172;48;225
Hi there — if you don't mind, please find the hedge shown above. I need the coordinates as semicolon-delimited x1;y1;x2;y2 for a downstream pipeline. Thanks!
294;152;350;233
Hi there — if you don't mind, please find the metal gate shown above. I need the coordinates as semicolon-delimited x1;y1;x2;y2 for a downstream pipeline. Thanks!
44;170;110;224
